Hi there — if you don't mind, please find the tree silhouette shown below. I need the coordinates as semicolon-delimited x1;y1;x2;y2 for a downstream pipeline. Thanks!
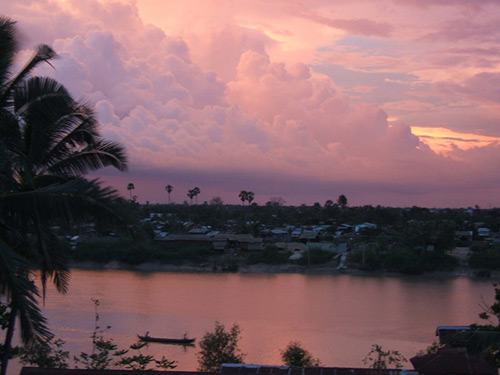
165;184;173;204
239;191;248;205
239;191;254;205
281;341;321;367
337;194;348;208
193;187;200;204
127;183;135;201
209;197;224;205
187;189;196;205
247;191;255;205
197;322;245;372
0;16;127;375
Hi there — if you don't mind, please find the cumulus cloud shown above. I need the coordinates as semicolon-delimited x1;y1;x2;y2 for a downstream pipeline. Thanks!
5;0;500;207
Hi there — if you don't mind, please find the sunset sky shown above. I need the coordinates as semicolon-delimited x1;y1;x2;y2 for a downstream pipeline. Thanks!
6;0;500;207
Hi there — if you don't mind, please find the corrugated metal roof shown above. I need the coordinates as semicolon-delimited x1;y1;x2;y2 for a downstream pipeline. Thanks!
221;365;414;375
20;368;214;375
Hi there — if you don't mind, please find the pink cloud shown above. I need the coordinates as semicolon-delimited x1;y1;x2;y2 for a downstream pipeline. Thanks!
5;0;500;207
420;18;500;42
434;72;500;104
297;10;394;37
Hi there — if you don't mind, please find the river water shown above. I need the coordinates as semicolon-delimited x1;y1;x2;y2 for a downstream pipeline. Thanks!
24;270;497;371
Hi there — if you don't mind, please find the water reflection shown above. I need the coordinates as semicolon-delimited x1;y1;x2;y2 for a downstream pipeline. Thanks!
36;270;494;371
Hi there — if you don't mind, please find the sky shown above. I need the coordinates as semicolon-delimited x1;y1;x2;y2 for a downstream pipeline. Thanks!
5;0;500;207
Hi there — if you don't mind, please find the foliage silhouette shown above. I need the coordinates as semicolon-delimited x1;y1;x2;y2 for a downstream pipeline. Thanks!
197;321;245;372
281;341;320;367
0;15;127;375
362;344;407;369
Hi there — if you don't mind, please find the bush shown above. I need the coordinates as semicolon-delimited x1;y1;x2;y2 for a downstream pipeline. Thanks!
298;247;333;265
348;249;382;271
19;336;69;368
280;341;320;367
419;252;458;272
385;250;422;274
363;344;407;369
246;245;291;265
469;253;500;270
72;240;213;265
197;322;245;372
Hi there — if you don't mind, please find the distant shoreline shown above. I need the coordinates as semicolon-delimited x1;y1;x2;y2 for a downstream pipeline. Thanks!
69;261;497;279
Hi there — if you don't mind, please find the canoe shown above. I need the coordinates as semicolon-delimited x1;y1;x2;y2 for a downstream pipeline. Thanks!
138;335;195;345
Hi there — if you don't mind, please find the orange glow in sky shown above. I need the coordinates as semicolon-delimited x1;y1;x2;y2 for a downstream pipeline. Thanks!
412;127;500;155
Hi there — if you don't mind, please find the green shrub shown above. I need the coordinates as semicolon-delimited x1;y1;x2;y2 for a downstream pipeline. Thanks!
280;341;320;367
348;249;382;271
469;253;500;270
197;322;245;372
246;244;291;265
72;241;212;265
298;247;332;265
385;250;422;274
419;252;458;272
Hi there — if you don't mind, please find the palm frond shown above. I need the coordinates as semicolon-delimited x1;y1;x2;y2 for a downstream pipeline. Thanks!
48;140;128;175
14;78;76;166
32;221;70;299
14;76;72;114
49;104;99;146
40;106;101;172
0;238;51;345
0;109;22;192
0;16;17;98
0;177;127;226
0;45;56;106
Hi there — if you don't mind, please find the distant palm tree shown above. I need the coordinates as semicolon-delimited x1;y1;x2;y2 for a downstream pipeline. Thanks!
127;183;135;201
239;191;254;205
165;184;173;204
247;191;255;205
0;16;127;375
193;187;200;204
239;191;248;205
187;189;195;205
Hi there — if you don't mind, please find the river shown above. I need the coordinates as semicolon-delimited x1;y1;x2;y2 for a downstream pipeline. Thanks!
15;269;497;372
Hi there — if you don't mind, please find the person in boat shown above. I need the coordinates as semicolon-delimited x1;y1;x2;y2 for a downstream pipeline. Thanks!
145;331;150;338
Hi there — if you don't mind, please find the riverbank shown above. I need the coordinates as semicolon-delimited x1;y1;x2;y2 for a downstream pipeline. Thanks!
69;260;498;279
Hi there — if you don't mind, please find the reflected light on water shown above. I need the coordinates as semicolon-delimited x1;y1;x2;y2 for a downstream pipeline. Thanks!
32;270;495;371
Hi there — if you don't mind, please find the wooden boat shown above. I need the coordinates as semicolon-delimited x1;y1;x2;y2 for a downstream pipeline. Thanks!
138;334;195;345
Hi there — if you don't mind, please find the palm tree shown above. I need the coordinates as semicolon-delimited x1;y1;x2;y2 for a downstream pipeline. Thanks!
127;183;135;201
247;191;255;205
0;16;127;375
187;189;195;205
193;187;200;204
239;191;248;205
165;184;173;204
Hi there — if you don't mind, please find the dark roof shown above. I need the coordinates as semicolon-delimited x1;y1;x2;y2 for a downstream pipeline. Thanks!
156;234;213;242
220;365;412;375
20;368;213;375
155;234;262;243
410;348;497;375
20;365;415;375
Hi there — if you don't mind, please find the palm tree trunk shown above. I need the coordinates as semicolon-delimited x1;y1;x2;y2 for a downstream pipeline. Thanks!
1;303;18;375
